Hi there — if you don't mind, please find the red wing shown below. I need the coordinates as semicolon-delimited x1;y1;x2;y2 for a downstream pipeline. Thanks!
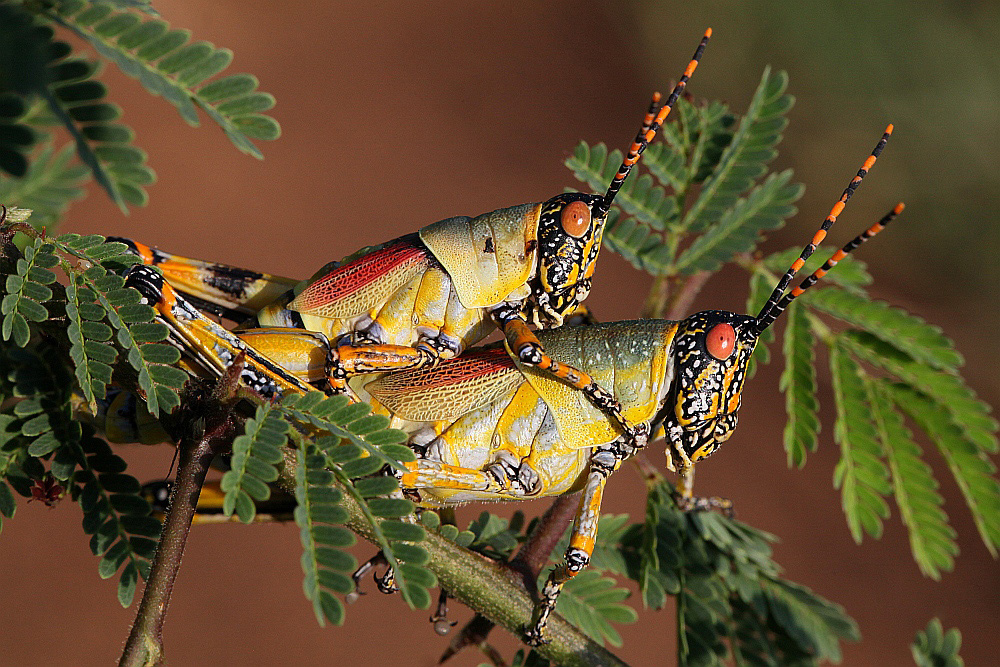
289;236;432;318
366;347;522;422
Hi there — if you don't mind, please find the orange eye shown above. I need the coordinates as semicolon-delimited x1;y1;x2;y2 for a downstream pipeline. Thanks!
706;323;736;360
561;200;591;237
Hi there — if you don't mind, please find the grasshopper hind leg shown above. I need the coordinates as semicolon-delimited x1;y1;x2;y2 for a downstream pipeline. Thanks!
112;237;299;320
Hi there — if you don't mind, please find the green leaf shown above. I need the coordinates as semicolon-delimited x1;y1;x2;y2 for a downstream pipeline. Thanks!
294;448;351;627
829;337;891;541
280;393;406;472
779;300;819;467
808;288;963;372
379;519;425;542
65;277;117;410
762;577;859;663
841;331;997;454
674;170;802;274
550;569;637;647
912;618;965;667
891;384;1000;558
48;4;280;159
0;481;16;519
73;430;158;607
47;260;183;417
221;403;288;523
869;380;956;579
601;208;665;274
2;238;56;347
34;42;154;213
637;481;682;609
681;67;792;234
0;6;49;176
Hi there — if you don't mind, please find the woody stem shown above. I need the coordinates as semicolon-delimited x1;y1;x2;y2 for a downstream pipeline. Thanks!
118;423;230;667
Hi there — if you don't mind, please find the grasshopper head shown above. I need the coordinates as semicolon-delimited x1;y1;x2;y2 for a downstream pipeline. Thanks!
524;30;715;327
528;192;608;326
662;310;759;470
658;123;902;471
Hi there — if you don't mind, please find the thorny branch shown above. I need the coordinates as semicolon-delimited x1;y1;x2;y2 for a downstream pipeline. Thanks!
440;493;582;664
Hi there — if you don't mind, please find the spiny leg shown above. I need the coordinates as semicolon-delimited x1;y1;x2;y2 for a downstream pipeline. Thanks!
400;460;518;497
233;328;445;397
335;343;439;375
124;265;315;400
525;443;622;646
112;237;299;320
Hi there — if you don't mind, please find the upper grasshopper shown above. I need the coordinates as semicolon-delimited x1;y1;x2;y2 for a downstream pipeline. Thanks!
115;29;713;451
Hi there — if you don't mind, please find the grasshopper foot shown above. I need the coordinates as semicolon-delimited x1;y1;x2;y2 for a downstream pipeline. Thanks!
348;551;398;602
523;623;551;647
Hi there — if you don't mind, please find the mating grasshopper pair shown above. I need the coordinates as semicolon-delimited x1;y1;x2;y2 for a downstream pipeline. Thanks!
112;29;901;643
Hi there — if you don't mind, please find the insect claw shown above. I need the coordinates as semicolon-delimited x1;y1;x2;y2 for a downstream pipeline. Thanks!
375;568;399;594
351;551;392;598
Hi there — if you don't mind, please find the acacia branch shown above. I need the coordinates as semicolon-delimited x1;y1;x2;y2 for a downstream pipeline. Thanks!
440;493;582;663
118;425;224;667
118;370;243;667
276;456;630;667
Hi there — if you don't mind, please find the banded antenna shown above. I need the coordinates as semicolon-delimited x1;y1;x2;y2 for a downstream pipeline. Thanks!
754;124;895;333
597;27;712;217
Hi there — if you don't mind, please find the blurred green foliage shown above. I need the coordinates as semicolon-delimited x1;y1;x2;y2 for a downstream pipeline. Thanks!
619;0;1000;347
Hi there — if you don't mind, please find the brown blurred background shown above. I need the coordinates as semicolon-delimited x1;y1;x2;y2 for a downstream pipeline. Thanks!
1;1;998;665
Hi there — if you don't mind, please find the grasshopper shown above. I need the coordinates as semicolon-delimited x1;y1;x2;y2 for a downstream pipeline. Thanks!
116;30;713;451
327;127;900;643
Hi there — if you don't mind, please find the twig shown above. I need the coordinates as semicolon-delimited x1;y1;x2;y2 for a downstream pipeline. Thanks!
664;270;711;321
118;424;227;667
118;362;246;667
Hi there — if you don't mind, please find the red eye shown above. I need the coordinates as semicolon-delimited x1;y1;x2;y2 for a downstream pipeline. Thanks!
561;201;591;237
706;323;736;360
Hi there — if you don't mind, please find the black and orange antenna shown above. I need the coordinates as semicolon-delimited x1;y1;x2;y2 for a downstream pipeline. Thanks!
755;201;904;332
598;27;712;216
754;124;894;332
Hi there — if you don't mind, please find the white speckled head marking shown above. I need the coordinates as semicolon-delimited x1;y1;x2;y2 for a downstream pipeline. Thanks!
660;310;758;466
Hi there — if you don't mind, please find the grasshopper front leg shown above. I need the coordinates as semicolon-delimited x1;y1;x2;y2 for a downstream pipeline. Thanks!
492;306;649;451
525;440;629;645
